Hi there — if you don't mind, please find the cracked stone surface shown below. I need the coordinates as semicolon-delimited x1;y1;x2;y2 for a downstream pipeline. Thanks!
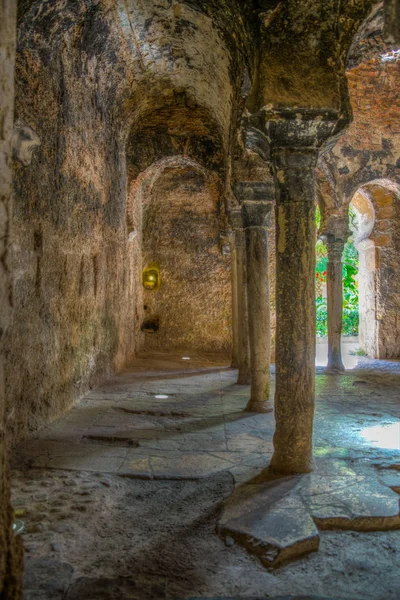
11;354;400;599
218;468;400;569
302;474;400;530
219;481;319;568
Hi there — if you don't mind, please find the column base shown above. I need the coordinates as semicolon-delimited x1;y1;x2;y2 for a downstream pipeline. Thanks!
324;363;345;375
269;452;314;475
237;372;251;385
245;399;273;413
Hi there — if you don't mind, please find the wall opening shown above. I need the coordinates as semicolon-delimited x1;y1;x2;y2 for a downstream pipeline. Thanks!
128;158;232;355
350;189;374;357
350;180;400;359
315;205;360;368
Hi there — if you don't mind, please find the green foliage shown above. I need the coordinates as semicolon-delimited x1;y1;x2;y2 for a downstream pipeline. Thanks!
349;346;368;356
316;239;327;273
316;296;328;337
342;238;359;335
316;204;322;231
315;206;359;337
342;306;359;336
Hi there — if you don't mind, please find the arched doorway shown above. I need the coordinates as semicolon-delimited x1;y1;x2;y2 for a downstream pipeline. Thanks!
350;179;400;359
350;188;374;357
128;157;232;355
315;204;360;369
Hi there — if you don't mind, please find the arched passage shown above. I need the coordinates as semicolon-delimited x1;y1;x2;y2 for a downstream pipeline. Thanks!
350;179;400;359
350;188;375;357
128;157;232;355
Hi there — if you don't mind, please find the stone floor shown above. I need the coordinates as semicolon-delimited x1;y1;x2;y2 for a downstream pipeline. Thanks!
11;352;400;599
315;337;359;369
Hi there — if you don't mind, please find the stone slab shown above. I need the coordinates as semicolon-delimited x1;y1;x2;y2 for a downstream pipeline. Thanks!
218;477;319;567
376;464;400;493
149;452;235;479
21;440;128;458
34;455;125;473
226;432;274;453
117;454;153;479
300;474;400;530
220;495;319;568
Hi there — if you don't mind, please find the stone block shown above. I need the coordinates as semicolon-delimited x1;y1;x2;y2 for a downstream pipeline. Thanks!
218;478;319;568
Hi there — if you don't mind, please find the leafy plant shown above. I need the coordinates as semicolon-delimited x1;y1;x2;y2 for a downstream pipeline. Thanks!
315;206;359;337
349;346;367;356
316;297;328;337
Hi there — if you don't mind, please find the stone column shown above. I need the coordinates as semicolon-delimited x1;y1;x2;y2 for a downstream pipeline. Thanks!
324;235;347;373
265;109;339;474
0;0;23;597
227;229;239;369
242;201;273;412
236;227;251;385
229;210;251;385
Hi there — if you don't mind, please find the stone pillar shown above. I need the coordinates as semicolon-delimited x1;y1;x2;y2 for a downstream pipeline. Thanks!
0;0;23;597
242;201;273;412
227;229;239;368
384;0;400;44
357;238;377;357
234;222;251;385
324;235;347;373
265;109;339;474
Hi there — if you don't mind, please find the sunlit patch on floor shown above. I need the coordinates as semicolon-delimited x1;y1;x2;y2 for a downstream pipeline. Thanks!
360;422;400;450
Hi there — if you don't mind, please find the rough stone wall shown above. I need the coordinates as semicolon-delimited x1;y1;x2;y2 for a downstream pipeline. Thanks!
5;1;139;443
340;58;400;193
318;9;400;210
355;184;400;358
318;11;400;358
140;166;231;353
5;0;390;450
384;0;400;43
5;0;249;444
254;0;376;113
0;0;23;596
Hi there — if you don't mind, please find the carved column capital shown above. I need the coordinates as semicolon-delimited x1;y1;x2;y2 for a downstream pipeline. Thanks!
326;238;346;263
320;217;352;263
241;200;273;229
234;181;274;203
263;108;341;153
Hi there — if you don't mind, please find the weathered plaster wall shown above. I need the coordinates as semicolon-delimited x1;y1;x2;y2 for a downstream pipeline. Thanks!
318;7;400;212
254;0;377;112
5;1;139;443
119;0;246;155
353;184;400;358
335;57;400;195
0;0;23;596
140;165;231;353
318;9;400;358
5;0;248;443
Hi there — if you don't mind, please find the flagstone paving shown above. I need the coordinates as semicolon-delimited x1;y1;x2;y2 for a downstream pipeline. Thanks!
11;352;400;598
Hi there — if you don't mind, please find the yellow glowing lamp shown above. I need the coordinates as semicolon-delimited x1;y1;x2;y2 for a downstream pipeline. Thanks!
142;263;160;291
